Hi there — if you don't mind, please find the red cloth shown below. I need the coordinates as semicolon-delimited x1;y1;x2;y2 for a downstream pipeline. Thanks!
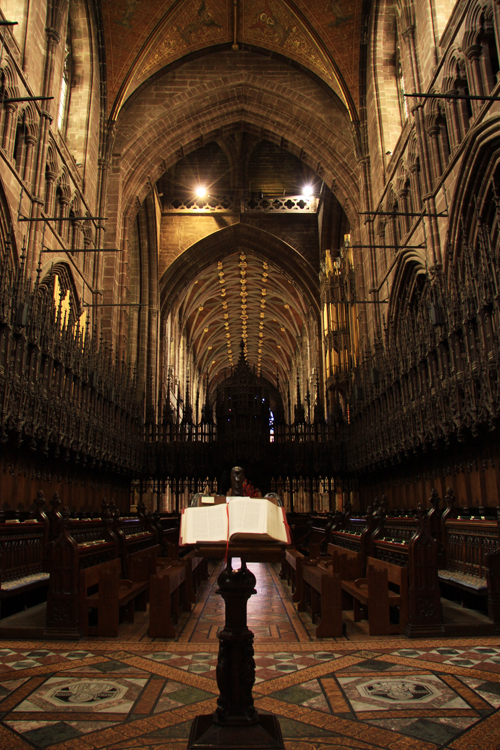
242;479;259;498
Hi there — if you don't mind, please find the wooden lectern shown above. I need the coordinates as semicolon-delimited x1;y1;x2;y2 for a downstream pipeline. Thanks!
186;542;287;750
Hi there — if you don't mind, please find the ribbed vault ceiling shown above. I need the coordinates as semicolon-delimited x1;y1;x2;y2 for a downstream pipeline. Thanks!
172;250;311;387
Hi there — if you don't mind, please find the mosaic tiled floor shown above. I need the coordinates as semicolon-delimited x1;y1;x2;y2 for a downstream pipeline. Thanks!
0;561;500;749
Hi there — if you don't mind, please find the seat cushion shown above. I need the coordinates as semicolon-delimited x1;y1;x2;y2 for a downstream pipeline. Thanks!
1;572;50;592
438;569;488;594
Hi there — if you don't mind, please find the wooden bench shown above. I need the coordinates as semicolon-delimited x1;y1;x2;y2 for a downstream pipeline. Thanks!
439;516;498;601
153;512;181;557
149;562;190;638
341;556;409;635
297;515;331;558
293;543;361;637
181;549;208;602
370;506;444;637
300;560;343;638
0;491;51;621
325;543;363;578
45;506;121;638
79;558;149;637
329;515;373;574
113;514;159;579
128;544;162;599
0;520;51;619
283;548;305;604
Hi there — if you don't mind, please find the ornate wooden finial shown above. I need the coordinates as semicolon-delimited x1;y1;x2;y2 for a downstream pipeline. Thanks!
51;492;61;511
445;487;455;509
34;490;45;510
101;498;111;520
429;488;440;510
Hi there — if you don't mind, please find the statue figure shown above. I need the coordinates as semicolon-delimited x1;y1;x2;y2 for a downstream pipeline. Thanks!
230;466;245;496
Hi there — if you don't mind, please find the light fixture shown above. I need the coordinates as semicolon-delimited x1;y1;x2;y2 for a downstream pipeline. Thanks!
195;186;206;198
302;184;313;197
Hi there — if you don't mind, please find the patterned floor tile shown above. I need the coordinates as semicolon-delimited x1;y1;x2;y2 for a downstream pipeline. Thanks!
11;720;82;748
269;678;331;713
12;676;147;713
368;716;479;744
459;675;500;707
338;673;471;712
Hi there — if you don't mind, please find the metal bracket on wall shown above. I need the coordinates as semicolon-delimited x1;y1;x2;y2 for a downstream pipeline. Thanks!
405;92;500;102
359;210;448;218
41;248;121;253
5;96;53;103
350;244;425;249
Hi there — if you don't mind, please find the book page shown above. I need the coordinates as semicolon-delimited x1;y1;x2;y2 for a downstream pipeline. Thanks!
181;504;228;544
265;502;289;543
228;498;267;538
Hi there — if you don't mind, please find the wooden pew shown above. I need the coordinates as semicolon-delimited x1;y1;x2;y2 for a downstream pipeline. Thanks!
341;556;409;635
149;561;191;638
182;548;208;602
372;514;419;547
45;505;120;638
300;560;343;638
295;514;332;558
283;548;305;604
0;491;51;621
294;543;362;636
325;543;363;577
329;514;373;574
439;516;499;607
281;512;340;605
112;512;159;579
79;558;149;637
152;511;181;557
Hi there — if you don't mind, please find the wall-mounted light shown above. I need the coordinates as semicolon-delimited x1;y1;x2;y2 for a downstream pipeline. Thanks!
195;186;207;198
301;184;313;197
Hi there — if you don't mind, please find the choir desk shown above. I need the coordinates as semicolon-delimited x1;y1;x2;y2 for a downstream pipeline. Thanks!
186;542;287;750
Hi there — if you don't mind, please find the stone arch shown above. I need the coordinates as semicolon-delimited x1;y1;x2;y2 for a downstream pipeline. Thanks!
370;0;407;158
463;0;500;100
407;130;422;210
160;223;320;320
44;143;60;214
108;50;360;253
0;175;17;267
425;93;451;182
62;0;99;167
387;251;427;336
38;260;82;322
445;119;500;272
442;48;471;150
109;2;359;127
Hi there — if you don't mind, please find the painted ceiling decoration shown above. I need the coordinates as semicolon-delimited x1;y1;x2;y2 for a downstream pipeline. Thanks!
173;251;310;386
103;0;363;123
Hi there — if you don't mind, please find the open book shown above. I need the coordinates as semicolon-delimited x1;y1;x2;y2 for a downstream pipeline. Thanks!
179;497;290;546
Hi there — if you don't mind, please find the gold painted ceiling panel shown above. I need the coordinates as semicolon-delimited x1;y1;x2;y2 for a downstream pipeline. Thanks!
101;0;363;119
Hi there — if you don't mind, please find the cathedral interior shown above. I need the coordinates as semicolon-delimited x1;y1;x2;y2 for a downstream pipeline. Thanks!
1;1;500;749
